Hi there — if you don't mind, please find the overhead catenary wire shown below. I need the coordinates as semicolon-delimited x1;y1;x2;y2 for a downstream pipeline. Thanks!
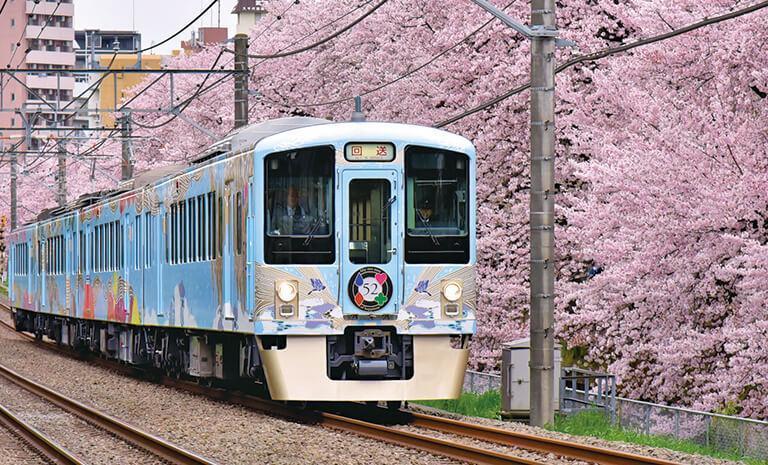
223;0;390;60
435;0;768;128
128;0;307;130
27;1;63;50
6;0;233;176
131;49;226;130
2;1;238;212
246;0;368;83
249;0;300;45
80;0;366;137
1;0;38;88
17;53;121;172
129;0;220;54
270;0;516;110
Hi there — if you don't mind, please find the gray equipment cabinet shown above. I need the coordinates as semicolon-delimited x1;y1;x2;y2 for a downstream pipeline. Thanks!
501;338;561;417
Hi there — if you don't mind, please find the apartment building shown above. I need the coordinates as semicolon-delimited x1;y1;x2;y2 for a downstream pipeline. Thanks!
232;0;268;34
71;29;142;129
0;0;75;150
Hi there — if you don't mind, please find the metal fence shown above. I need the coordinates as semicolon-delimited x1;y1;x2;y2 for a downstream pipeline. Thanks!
614;397;768;459
463;369;501;394
464;369;768;460
559;367;616;422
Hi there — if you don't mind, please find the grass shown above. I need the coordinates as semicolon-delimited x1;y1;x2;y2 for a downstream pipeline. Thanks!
552;410;766;465
415;393;765;464
416;389;502;420
0;280;6;297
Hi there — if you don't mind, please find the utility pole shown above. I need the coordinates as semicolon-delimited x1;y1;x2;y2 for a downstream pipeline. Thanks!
7;143;16;230
467;0;562;427
233;33;249;129
528;0;557;428
120;112;133;181
57;137;67;207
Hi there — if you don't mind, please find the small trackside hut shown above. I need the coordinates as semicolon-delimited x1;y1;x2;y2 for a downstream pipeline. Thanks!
7;117;477;402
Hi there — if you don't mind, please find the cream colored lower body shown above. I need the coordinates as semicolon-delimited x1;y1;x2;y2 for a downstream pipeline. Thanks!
259;335;469;401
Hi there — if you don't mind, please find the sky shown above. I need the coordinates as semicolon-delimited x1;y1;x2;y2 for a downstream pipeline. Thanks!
73;0;241;55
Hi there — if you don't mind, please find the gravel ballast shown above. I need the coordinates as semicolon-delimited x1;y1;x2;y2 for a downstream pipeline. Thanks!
0;317;463;465
0;376;163;465
407;403;745;465
0;424;51;465
0;311;744;465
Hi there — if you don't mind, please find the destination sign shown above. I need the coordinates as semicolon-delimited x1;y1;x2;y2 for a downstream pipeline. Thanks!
345;143;395;162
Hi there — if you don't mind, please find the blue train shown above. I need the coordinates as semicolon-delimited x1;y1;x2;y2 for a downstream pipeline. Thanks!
7;117;477;401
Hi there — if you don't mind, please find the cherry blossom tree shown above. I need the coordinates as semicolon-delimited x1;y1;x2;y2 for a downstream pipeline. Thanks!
2;0;766;417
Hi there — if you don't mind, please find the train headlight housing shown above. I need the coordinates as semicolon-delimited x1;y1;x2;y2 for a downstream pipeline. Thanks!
276;281;298;303
441;281;463;318
442;283;462;302
275;280;299;318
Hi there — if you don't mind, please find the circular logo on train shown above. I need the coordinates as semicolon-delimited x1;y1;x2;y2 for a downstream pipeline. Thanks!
348;267;393;311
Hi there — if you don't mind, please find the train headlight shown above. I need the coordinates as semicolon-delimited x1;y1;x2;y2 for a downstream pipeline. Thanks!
276;281;298;302
442;282;462;302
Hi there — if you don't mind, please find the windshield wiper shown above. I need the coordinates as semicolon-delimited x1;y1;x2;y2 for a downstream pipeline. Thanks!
381;195;396;223
416;209;440;246
302;216;324;246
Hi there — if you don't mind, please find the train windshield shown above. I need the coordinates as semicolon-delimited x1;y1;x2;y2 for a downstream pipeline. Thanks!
405;147;470;264
265;146;335;264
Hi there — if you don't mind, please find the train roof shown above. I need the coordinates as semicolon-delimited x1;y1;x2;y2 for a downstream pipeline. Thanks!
253;121;476;157
19;117;474;230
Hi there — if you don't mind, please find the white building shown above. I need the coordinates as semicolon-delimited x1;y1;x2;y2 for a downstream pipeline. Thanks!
232;0;268;34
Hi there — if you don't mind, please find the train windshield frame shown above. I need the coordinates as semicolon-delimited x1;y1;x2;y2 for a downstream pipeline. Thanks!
264;146;335;264
405;146;470;264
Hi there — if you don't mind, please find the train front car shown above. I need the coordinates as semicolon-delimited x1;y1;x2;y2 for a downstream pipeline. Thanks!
251;121;477;401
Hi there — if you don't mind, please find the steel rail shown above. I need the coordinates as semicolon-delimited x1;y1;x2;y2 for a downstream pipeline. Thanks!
0;352;220;465
408;412;680;465
318;410;545;465
0;312;544;464
0;305;677;465
0;402;84;465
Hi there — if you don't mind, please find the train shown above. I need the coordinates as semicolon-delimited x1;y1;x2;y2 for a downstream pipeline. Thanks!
6;117;477;402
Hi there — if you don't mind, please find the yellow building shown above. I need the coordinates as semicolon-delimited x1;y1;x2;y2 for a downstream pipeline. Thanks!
98;54;163;126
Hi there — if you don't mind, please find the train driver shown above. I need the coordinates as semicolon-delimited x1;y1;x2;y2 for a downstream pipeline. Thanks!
269;186;311;236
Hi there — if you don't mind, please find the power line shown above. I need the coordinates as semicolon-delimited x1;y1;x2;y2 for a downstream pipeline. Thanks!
0;0;9;17
117;0;358;130
249;0;300;45
130;0;220;54
271;0;515;109
26;0;63;54
435;0;768;128
224;0;390;60
131;50;226;130
2;0;38;87
34;53;119;125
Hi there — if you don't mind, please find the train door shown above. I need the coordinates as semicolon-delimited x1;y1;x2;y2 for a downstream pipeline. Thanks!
67;229;74;315
39;236;46;310
222;181;235;321
340;170;400;316
246;177;255;318
129;213;142;323
7;238;13;303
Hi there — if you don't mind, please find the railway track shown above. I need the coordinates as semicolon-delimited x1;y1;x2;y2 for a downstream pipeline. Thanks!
0;304;680;465
405;412;679;465
0;400;84;465
0;309;221;465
